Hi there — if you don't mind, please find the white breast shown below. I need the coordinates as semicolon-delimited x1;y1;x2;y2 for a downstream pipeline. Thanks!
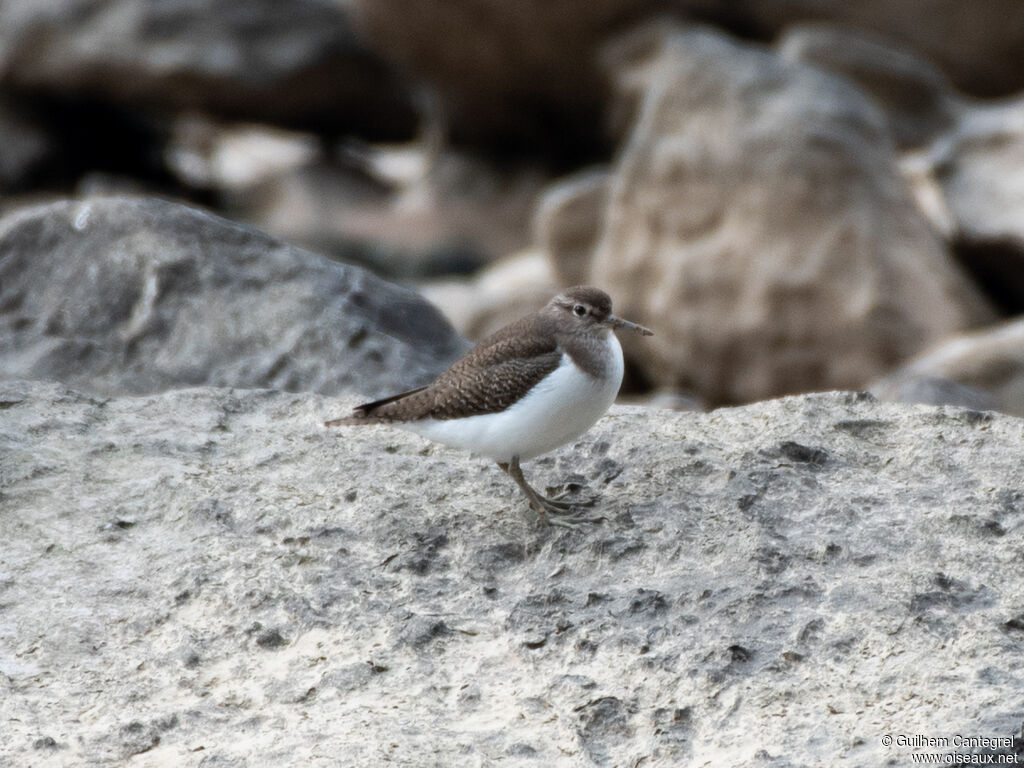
404;332;624;463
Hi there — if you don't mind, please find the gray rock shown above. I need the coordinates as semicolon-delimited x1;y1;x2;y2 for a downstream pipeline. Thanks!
0;0;415;136
2;381;1022;766
0;196;469;397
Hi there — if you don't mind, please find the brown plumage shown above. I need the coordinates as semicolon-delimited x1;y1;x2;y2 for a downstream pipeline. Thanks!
324;312;563;425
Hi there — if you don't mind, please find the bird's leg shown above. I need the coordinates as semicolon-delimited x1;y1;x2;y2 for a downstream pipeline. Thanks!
498;457;603;528
497;458;571;512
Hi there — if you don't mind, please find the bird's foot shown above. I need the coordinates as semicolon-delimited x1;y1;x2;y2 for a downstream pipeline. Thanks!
540;504;606;530
500;457;604;529
535;485;601;527
546;485;599;508
535;493;574;511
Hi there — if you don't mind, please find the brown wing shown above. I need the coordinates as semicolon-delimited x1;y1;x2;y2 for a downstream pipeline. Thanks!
326;313;561;424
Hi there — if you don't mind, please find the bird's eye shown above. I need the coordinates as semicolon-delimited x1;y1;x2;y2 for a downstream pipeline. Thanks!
572;304;587;317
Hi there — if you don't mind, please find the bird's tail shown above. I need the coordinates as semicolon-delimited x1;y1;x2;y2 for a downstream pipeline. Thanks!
324;414;387;427
323;385;429;427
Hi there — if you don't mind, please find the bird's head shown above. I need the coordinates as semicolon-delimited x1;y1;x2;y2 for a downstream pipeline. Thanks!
547;286;653;337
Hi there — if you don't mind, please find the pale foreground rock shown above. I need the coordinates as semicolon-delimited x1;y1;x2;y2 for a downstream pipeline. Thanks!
2;381;1023;767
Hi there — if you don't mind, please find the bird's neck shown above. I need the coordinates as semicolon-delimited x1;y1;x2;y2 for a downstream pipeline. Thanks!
559;329;619;379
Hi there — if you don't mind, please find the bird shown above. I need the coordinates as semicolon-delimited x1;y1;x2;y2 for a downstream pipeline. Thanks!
325;286;653;527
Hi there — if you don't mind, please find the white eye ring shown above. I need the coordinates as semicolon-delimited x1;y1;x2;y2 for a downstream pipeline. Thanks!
572;304;587;317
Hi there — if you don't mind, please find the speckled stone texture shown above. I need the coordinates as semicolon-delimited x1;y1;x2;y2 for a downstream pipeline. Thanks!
1;382;1022;766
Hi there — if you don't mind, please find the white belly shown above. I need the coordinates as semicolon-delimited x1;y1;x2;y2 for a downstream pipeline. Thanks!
404;336;624;463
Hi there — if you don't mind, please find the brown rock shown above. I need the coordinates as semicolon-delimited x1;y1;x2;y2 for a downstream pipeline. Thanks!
589;24;993;406
684;0;1024;97
777;25;960;149
535;169;610;287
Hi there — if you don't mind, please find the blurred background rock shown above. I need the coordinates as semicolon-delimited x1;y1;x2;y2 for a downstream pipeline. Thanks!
2;0;1023;415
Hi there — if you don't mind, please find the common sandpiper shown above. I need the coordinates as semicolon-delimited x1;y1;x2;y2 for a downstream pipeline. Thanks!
325;286;653;527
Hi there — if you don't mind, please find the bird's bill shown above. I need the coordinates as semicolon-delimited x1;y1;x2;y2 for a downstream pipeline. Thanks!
606;315;653;336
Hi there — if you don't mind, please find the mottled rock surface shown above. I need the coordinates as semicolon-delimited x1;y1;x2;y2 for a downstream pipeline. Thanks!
0;196;468;397
2;382;1022;766
588;25;993;406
